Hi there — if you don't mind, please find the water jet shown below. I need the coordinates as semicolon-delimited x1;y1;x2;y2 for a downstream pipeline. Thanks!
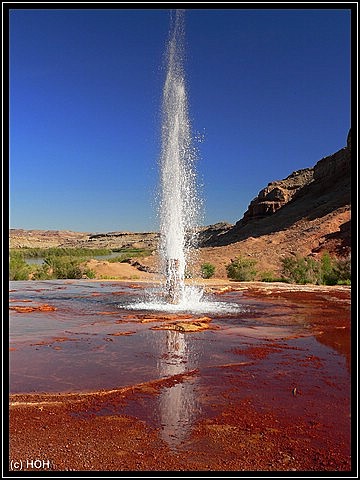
158;10;201;305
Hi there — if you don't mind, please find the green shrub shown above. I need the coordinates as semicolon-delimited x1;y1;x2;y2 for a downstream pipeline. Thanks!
260;271;289;283
318;251;337;285
13;247;112;258
281;252;351;285
201;263;215;279
42;256;98;280
281;255;320;284
83;269;96;279
333;255;351;284
32;264;53;280
44;256;84;279
9;252;32;280
226;256;257;281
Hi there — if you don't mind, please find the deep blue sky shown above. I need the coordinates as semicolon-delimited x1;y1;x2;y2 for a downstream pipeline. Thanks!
9;8;351;232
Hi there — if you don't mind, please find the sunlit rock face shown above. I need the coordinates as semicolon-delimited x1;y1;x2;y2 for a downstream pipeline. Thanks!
239;168;315;223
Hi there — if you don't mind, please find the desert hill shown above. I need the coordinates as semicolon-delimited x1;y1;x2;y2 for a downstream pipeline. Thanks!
10;129;351;279
202;129;351;248
9;229;159;251
193;129;351;277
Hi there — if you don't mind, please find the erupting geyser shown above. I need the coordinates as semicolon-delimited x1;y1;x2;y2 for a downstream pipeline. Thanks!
158;10;201;304
122;10;239;314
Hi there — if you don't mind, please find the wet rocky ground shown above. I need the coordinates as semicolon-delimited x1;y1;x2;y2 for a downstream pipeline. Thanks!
8;280;352;473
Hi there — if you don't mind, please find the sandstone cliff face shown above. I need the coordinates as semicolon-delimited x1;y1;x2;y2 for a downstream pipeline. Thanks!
239;168;314;223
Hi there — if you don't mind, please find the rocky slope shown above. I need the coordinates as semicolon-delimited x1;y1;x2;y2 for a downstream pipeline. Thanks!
202;129;351;248
193;129;351;277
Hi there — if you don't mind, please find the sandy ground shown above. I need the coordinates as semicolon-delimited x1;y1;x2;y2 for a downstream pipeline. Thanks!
84;259;158;281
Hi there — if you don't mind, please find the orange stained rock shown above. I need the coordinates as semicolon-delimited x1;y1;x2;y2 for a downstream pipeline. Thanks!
108;331;136;336
10;304;57;313
98;311;121;315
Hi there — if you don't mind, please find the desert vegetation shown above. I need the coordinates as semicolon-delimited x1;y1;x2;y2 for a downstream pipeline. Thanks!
9;252;33;281
226;256;257;282
9;247;151;281
225;252;350;286
280;252;351;285
13;247;112;258
200;262;216;279
9;253;96;281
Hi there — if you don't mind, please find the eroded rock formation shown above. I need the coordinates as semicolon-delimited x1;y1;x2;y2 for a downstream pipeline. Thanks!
240;168;314;222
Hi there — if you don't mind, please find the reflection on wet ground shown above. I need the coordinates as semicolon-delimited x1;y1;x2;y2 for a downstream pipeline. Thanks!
9;280;351;451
